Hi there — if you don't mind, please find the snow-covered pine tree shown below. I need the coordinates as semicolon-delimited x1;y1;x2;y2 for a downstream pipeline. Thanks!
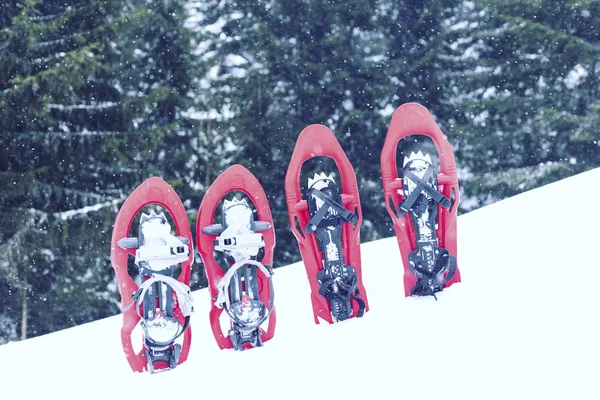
193;0;461;265
0;0;202;342
445;0;600;210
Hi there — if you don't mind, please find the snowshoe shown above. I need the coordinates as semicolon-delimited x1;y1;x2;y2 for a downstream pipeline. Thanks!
380;103;461;298
285;124;368;324
197;165;276;350
110;177;194;373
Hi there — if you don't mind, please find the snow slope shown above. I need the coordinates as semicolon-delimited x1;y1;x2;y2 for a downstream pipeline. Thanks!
1;168;599;400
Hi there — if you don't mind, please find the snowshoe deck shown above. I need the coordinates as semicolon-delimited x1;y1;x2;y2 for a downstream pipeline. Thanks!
110;177;193;373
197;165;276;350
285;124;368;324
380;103;461;298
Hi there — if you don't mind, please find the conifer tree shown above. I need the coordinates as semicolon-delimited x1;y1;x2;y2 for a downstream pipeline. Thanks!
196;0;461;264
446;0;600;209
0;0;201;341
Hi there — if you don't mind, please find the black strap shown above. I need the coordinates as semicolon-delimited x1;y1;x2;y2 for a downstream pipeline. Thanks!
305;188;357;232
351;292;366;318
397;167;450;217
406;169;451;207
398;166;435;216
318;276;365;319
442;255;457;286
408;252;457;298
305;198;331;233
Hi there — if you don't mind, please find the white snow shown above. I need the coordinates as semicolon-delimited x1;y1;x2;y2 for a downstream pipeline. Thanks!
564;64;588;89
58;198;124;220
46;102;119;110
377;103;396;118
1;168;599;399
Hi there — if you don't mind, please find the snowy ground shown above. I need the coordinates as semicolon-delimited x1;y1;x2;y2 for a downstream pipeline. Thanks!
1;168;599;399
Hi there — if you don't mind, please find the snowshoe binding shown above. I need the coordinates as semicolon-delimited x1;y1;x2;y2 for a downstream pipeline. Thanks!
110;177;194;373
306;173;365;322
202;198;274;350
381;103;461;298
285;124;368;324
197;165;276;350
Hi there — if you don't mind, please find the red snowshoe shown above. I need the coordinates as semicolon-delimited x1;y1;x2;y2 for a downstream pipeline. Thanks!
381;103;461;298
196;164;276;350
110;177;194;373
285;124;368;324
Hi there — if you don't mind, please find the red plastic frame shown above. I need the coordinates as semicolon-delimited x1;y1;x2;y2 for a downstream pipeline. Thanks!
285;124;369;324
110;177;193;372
380;103;461;296
196;164;276;349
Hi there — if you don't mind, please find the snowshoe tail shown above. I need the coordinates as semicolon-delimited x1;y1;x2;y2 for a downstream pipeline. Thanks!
380;103;461;298
285;124;368;324
110;177;193;373
197;165;276;350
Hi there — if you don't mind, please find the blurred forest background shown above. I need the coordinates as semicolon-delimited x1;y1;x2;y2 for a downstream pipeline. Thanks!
1;0;598;343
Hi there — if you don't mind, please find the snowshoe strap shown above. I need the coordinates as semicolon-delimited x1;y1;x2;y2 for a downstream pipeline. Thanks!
131;274;193;316
397;167;450;217
318;274;365;319
134;232;190;270
352;292;366;318
214;231;265;257
408;253;457;298
406;169;451;207
215;259;275;330
305;197;331;233
408;251;457;284
398;166;434;216
124;274;193;346
443;255;457;286
305;187;357;233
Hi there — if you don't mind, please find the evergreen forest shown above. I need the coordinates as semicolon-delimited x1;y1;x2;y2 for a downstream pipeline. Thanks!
1;0;598;342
